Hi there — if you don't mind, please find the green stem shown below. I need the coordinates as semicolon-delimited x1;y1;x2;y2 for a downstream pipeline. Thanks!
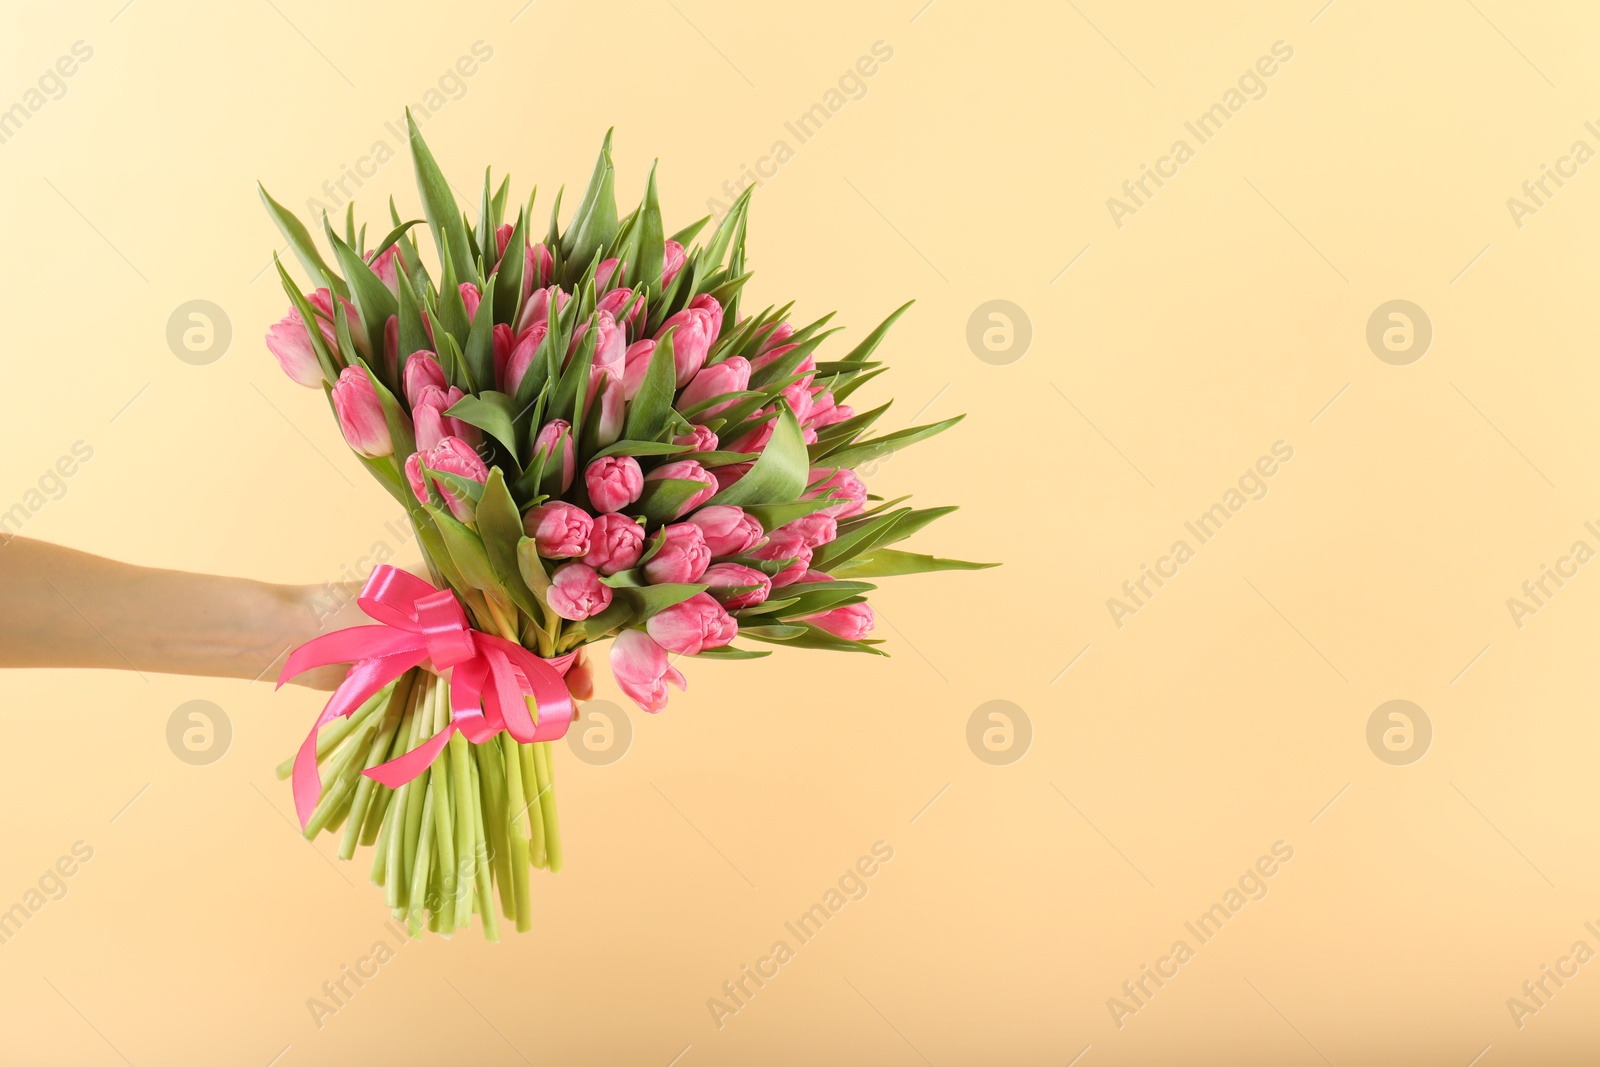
427;679;457;925
340;673;414;860
468;756;499;942
502;739;533;932
534;742;562;873
449;730;474;930
519;741;546;869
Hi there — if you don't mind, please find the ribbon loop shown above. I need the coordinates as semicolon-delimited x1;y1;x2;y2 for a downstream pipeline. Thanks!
278;565;574;829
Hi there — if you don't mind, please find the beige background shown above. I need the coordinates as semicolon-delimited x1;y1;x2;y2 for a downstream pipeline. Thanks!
2;0;1598;1062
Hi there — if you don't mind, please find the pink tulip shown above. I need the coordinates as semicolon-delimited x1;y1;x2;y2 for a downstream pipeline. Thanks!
492;323;516;387
595;258;623;292
678;357;750;421
405;436;488;522
689;505;764;557
594;374;625;447
459;283;482;322
779;512;837;549
523;502;593;559
331;367;393;457
308;288;369;355
528;243;554;291
585;455;644;513
570;310;627;376
494;223;515;259
403;351;446;407
597;286;644;329
547;561;612;621
643;522;711;584
646;593;737;655
366;246;401;293
779;380;815;424
661;240;687;287
516;284;569;334
504;322;549;396
583;513;645;575
805;467;867;518
751;526;813;588
264;307;327;387
674;425;718;453
644;460;717;519
610;628;685;714
806;603;875;640
750;322;796;374
653;296;722;386
411;384;479;451
533;419;576;493
622;340;655;400
702;562;771;609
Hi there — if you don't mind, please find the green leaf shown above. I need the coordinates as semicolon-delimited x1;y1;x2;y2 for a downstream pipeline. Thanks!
829;550;999;578
619;583;705;621
495;208;528;325
839;300;914;364
693;644;772;660
406;110;477;285
811;509;909;572
590;439;691;460
814;415;965;471
623;329;678;441
435;242;472;355
738;622;807;640
562;129;618;276
705;404;807;508
259;183;346;297
635;477;707;525
516;537;552;602
463;271;498;389
445;391;522;459
394;267;431;380
324;221;398;375
370;219;425;261
352;357;415;458
764;580;876;618
637;161;665;295
424;503;502;593
742;623;888;655
669;215;711;247
476;469;542;618
702;186;752;273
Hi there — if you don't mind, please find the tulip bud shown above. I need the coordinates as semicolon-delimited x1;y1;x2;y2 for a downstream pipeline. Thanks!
661;240;687;287
595;257;623;292
805;467;867;518
570;310;627;376
534;419;576;493
308;288;369;356
610;628;686;713
459;283;483;322
582;513;645;575
643;522;711;584
527;243;554;291
805;602;875;640
264;307;329;387
622;340;655;400
653;296;722;386
331;367;393;457
674;425;719;453
492;323;516;387
751;526;813;588
516;284;569;334
678;357;751;422
595;374;625;447
504;322;550;396
597;286;644;330
643;460;717;519
689;505;764;557
366;246;401;294
523;502;593;559
702;562;772;609
411;384;479;451
547;562;613;621
585;455;644;514
405;436;488;522
646;593;738;655
403;351;447;407
778;512;837;550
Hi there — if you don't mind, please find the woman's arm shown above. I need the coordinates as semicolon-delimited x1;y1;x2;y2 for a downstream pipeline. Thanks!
0;536;595;696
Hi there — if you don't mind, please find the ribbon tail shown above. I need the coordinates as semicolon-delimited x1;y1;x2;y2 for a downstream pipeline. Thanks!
364;720;457;789
290;653;423;829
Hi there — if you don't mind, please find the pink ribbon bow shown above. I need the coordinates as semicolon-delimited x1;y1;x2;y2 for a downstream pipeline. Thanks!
278;565;574;829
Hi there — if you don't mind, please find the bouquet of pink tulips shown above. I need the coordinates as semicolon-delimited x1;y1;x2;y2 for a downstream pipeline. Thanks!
259;118;989;939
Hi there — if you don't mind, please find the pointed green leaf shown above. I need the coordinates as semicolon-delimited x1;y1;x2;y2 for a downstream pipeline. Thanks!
829;550;999;578
406;110;476;285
